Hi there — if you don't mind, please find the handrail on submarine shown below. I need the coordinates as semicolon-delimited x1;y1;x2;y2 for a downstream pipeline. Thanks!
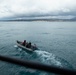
0;55;76;75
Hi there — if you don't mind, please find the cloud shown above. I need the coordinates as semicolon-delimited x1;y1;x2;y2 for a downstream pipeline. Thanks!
0;0;76;19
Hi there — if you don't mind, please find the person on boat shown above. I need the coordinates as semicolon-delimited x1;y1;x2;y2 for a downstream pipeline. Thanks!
32;44;37;49
22;40;26;46
26;42;31;48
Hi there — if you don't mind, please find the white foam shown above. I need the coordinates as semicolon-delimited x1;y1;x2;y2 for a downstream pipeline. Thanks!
14;45;18;48
18;48;22;51
34;50;62;67
14;45;22;52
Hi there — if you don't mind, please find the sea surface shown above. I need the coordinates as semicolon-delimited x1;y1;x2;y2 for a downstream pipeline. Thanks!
0;21;76;75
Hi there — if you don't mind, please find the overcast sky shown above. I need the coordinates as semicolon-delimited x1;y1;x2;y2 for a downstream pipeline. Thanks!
0;0;76;19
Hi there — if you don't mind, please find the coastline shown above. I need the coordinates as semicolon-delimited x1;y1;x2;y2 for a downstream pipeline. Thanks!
0;19;76;22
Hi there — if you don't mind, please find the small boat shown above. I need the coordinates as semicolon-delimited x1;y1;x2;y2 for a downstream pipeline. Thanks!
16;40;38;52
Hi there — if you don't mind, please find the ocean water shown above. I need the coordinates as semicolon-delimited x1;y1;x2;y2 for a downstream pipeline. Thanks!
0;21;76;75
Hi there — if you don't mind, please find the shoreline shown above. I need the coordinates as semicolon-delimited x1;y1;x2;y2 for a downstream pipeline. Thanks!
0;19;76;22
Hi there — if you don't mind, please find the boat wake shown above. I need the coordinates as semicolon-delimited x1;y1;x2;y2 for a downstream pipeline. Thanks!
33;50;73;69
14;45;73;69
17;50;62;75
34;50;62;67
14;45;73;75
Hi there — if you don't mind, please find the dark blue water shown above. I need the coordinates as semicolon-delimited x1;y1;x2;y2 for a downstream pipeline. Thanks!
0;21;76;75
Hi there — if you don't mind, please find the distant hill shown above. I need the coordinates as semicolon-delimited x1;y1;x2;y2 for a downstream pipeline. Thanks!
0;17;76;22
